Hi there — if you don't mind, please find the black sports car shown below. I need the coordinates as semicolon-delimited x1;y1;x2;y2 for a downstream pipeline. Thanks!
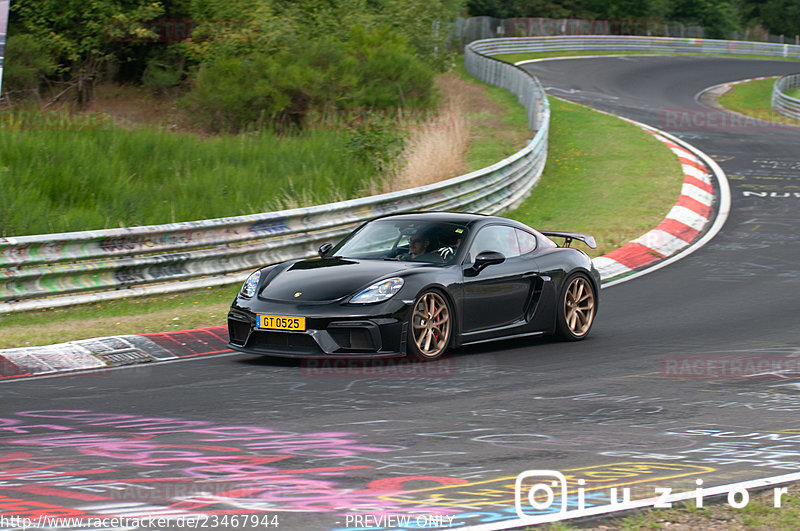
227;212;600;361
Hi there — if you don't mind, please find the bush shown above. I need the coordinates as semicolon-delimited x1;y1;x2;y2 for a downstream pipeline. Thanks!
2;34;58;101
343;26;436;109
142;51;185;93
183;26;436;133
346;122;406;174
182;53;290;133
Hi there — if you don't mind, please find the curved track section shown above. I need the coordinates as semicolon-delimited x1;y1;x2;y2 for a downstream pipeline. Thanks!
2;57;800;530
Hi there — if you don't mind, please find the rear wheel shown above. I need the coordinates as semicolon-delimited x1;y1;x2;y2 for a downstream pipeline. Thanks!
555;273;596;341
408;290;452;361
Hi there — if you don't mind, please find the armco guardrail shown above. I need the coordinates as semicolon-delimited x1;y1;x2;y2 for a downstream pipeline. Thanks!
771;73;800;120
4;35;798;312
0;48;548;311
466;34;800;58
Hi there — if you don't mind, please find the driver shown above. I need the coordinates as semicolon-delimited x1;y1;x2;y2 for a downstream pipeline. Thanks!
403;232;443;262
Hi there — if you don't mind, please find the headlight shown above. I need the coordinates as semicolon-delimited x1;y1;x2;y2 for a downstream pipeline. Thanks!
350;277;404;304
240;270;262;298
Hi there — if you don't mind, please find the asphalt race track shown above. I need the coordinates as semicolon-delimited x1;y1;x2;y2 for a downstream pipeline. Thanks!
2;56;800;530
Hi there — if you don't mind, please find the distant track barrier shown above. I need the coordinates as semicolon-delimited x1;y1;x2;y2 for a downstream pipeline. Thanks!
771;73;800;120
466;34;800;58
3;35;798;313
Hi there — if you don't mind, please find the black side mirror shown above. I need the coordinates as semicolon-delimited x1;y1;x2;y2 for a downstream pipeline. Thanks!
472;250;505;273
318;243;333;257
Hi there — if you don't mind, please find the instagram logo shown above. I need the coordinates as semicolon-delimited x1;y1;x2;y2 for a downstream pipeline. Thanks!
514;470;568;517
512;466;792;525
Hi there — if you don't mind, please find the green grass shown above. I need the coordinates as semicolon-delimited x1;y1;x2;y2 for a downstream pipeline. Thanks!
0;285;238;348
716;77;800;124
0;111;377;236
507;97;683;257
785;87;800;99
0;84;684;346
464;101;529;170
522;490;800;530
613;491;800;530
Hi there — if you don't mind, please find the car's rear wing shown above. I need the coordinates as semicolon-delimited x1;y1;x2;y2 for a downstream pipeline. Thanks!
539;231;597;249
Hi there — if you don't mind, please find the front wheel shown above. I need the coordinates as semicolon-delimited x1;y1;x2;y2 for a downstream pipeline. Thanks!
408;290;452;361
555;273;597;341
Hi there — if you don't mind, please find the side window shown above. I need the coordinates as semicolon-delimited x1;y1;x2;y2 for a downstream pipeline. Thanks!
516;229;538;254
467;225;520;262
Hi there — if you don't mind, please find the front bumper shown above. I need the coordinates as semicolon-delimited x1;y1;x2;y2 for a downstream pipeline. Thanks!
227;297;412;359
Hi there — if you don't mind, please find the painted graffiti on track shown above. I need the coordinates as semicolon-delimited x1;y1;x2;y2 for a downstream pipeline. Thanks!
0;409;739;530
0;409;472;526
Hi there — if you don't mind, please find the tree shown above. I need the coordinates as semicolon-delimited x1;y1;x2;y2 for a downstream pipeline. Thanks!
752;0;800;37
668;0;740;38
10;0;165;105
2;34;58;101
180;0;455;132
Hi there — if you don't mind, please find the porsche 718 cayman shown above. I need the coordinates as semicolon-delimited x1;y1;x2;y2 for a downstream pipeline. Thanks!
227;212;600;361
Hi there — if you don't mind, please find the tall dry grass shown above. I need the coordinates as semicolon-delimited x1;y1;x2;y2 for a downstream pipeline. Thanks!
385;76;471;192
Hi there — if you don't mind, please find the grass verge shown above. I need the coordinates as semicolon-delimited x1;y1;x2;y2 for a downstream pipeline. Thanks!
0;116;378;236
0;285;238;349
0;85;684;347
508;97;683;257
716;77;800;125
452;63;532;170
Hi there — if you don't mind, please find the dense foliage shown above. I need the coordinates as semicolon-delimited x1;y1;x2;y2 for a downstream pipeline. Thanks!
4;0;463;131
183;25;437;132
4;0;798;129
7;0;167;104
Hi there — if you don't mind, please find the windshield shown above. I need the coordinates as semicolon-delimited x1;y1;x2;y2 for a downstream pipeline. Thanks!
332;219;468;264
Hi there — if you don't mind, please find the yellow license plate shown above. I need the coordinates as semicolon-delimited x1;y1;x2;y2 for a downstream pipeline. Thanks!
257;315;306;331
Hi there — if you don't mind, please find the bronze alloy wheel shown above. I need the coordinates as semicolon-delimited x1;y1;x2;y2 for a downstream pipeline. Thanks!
562;275;596;338
410;291;451;359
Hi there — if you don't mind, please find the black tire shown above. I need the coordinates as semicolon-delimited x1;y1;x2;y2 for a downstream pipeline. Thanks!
408;290;452;361
555;273;597;341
